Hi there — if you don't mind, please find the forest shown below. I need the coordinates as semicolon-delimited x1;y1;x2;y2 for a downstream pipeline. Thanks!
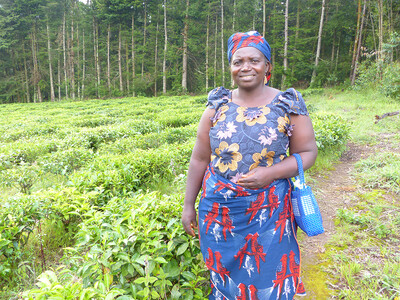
0;0;399;103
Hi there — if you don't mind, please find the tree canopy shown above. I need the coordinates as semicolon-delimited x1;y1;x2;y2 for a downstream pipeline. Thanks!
0;0;399;103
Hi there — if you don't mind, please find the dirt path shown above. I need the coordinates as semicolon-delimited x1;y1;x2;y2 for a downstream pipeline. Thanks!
296;142;373;299
297;137;400;299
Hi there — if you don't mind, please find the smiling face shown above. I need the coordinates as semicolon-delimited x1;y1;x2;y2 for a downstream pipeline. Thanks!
230;47;270;90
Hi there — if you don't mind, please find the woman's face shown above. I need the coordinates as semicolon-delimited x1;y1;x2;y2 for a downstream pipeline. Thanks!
230;47;270;89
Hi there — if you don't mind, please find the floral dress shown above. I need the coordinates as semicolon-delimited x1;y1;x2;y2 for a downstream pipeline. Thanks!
198;87;309;299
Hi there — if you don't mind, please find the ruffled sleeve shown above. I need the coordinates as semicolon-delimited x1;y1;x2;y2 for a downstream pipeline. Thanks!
277;88;309;116
207;87;231;111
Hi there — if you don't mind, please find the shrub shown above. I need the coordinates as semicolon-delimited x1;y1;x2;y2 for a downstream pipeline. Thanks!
24;192;209;299
311;112;351;151
380;62;400;99
38;148;95;175
1;163;41;194
70;141;195;200
0;194;47;285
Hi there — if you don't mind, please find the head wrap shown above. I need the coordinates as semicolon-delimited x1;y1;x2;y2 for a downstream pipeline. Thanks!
227;31;271;63
227;31;272;85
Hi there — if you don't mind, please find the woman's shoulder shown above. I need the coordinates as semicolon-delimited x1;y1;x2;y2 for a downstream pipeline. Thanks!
207;86;231;110
276;88;309;116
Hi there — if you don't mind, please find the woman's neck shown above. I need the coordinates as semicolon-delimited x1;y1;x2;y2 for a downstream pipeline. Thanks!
233;85;272;107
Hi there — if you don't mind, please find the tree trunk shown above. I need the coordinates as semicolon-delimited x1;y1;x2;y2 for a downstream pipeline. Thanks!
335;33;341;71
46;21;55;102
82;29;85;99
270;2;277;87
291;0;300;78
77;23;80;100
311;0;326;86
232;0;236;33
205;11;209;91
132;14;136;97
154;18;159;97
389;0;393;62
282;0;289;89
142;1;147;78
181;0;189;91
351;0;362;78
214;15;218;88
220;0;225;87
63;12;68;99
22;42;30;103
377;0;383;61
107;24;111;93
70;14;75;100
351;0;367;85
369;3;377;61
93;15;98;97
126;38;130;94
57;28;61;101
96;22;101;97
263;0;266;37
163;0;168;94
118;24;123;92
31;26;42;103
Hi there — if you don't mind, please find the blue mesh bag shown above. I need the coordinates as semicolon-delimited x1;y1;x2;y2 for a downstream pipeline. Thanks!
291;153;324;236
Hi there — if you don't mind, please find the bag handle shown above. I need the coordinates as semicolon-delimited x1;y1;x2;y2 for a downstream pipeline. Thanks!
292;153;305;185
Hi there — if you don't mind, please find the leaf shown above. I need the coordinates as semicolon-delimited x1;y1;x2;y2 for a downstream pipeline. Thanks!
170;284;182;300
148;276;158;284
105;290;123;300
181;271;196;281
134;277;146;284
176;242;189;256
165;260;180;278
154;257;167;264
151;290;160;299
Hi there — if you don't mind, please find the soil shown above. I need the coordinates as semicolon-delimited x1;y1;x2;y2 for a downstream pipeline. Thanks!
296;138;400;299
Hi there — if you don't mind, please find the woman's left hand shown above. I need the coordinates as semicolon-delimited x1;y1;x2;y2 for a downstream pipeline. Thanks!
236;166;275;189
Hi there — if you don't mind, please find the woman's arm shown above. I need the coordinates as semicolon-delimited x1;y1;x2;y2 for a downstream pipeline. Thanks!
182;108;214;236
237;114;318;189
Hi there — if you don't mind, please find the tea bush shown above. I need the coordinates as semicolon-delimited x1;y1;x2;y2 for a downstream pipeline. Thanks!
38;148;95;175
311;112;350;151
0;194;47;285
23;192;209;299
0;139;59;168
0;92;356;298
71;142;194;200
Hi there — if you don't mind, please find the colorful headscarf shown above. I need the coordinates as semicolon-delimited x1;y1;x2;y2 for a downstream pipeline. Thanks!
227;31;272;85
227;31;271;63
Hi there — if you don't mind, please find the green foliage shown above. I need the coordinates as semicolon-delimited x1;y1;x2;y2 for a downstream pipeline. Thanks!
355;60;400;100
38;148;95;175
310;112;350;151
0;194;46;285
22;192;209;299
380;62;400;99
1;162;41;194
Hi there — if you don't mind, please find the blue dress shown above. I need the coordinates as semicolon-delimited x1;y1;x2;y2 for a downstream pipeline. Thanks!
198;87;309;299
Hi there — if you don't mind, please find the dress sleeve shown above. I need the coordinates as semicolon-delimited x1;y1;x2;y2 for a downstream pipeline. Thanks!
207;87;231;110
278;88;309;116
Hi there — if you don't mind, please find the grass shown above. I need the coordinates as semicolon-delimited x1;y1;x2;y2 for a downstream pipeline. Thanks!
303;87;400;144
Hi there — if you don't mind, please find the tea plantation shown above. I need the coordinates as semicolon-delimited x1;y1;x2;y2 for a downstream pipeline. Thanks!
0;95;349;299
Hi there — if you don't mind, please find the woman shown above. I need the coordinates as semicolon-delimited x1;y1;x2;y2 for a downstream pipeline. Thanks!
182;31;318;299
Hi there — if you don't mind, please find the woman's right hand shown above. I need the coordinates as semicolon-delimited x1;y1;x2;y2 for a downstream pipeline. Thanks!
181;206;197;237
